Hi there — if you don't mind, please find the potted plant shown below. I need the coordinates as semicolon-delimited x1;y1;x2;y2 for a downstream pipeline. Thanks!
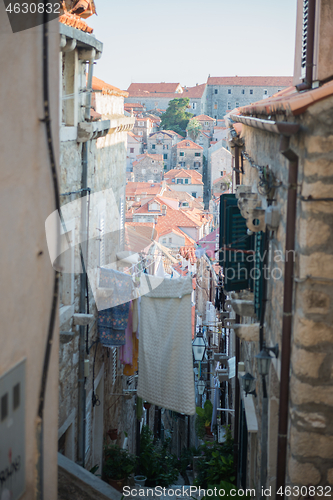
107;428;118;441
103;443;136;491
195;400;213;439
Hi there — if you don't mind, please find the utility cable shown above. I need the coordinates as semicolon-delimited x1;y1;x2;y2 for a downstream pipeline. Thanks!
36;6;60;500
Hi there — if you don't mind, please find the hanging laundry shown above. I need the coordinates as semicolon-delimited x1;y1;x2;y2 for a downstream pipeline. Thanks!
137;275;195;415
98;301;130;347
211;377;220;433
98;267;133;310
119;302;133;365
123;333;139;376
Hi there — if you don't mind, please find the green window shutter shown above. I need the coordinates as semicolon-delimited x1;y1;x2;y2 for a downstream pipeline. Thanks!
254;231;266;320
219;194;254;292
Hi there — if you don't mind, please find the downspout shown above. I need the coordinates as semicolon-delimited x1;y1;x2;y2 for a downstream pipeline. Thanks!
78;56;94;467
234;146;240;186
275;138;298;497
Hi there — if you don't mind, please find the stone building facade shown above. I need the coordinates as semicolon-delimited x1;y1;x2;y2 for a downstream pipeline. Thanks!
172;139;204;171
125;82;208;116
206;76;293;119
132;116;154;144
223;7;333;490
148;130;183;171
132;153;164;183
58;20;136;475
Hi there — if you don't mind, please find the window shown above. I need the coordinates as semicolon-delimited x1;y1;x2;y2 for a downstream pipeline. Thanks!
142;168;146;174
228;89;231;94
195;152;201;157
242;89;245;94
227;102;231;110
194;162;200;169
192;103;197;109
184;179;189;184
277;89;281;92
162;238;167;244
163;153;168;160
250;89;253;94
177;179;183;184
169;238;172;244
192;192;197;198
171;178;175;182
138;131;143;136
264;89;268;95
179;152;184;156
235;102;239;107
214;103;218;110
215;115;217;119
152;144;156;149
214;89;218;94
130;148;134;153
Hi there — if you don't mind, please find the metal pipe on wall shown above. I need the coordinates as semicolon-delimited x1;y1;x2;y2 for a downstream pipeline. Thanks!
78;58;94;466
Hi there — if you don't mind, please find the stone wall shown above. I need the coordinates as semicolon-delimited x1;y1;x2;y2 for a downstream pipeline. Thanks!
235;93;333;489
172;146;203;171
206;84;289;119
58;68;136;474
133;156;164;183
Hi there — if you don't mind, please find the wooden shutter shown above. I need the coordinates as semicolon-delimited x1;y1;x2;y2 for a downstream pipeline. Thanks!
301;0;309;78
219;194;254;292
254;231;266;320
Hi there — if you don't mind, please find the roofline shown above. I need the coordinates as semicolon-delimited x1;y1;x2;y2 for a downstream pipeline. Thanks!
229;114;300;137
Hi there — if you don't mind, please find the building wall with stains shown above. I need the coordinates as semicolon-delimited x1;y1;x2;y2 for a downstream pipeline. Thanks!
230;92;333;491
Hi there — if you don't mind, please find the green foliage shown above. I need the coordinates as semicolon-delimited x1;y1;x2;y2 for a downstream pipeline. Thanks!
193;428;234;489
195;400;213;439
202;481;252;500
103;444;136;480
160;98;193;137
187;118;202;141
138;425;179;487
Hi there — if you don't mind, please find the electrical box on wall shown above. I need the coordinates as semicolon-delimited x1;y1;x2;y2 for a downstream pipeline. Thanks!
0;359;26;500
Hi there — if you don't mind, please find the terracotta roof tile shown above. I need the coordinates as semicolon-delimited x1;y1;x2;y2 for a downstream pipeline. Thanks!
238;81;333;117
181;83;207;98
207;76;293;87
176;139;203;150
127;83;182;95
194;114;216;121
59;11;93;33
92;76;128;97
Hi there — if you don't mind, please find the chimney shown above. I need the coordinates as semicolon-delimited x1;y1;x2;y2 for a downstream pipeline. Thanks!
162;205;167;215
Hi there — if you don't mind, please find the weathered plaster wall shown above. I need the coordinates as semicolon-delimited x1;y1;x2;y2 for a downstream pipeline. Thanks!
0;10;60;500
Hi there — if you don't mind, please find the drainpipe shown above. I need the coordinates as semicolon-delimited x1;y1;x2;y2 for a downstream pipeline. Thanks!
78;56;94;467
234;146;240;186
234;315;240;485
275;138;298;496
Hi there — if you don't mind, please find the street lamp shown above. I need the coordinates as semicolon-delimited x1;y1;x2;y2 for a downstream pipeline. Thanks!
241;372;257;397
197;377;205;395
192;329;206;362
255;343;279;376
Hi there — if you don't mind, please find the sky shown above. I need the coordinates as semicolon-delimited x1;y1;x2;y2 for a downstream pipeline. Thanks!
88;0;297;91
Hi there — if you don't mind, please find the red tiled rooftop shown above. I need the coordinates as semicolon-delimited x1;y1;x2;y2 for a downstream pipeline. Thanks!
175;140;203;150
182;83;207;99
207;76;293;87
194;114;216;121
59;11;93;33
238;81;333;117
92;76;128;97
127;83;182;95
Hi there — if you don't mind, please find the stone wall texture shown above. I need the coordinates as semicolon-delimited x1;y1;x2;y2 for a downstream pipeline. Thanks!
236;93;333;490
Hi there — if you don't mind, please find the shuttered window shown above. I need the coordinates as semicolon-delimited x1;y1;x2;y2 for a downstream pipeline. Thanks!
301;0;309;78
254;231;266;320
219;194;254;291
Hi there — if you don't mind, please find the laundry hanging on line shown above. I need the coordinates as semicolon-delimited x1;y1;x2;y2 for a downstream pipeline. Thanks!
137;275;195;415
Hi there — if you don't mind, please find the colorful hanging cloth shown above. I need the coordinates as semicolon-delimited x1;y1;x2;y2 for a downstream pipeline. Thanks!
98;301;130;347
